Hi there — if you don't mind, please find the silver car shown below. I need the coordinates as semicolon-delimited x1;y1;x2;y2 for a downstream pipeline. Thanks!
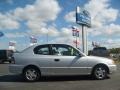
9;44;117;82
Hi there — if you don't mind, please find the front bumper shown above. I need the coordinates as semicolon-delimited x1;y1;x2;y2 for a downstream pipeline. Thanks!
108;64;117;74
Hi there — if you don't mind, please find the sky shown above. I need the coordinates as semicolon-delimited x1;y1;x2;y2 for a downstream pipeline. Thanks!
0;0;120;51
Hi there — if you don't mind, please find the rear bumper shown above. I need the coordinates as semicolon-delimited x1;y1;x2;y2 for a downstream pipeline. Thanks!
9;64;24;74
108;64;117;74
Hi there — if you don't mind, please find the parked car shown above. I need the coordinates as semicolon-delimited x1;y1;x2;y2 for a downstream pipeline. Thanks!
9;44;117;82
89;47;110;57
0;50;13;63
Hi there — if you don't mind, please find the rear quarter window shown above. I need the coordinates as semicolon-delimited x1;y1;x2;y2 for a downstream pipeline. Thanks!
34;45;50;55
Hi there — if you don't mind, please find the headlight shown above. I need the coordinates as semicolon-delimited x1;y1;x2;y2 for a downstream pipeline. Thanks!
107;59;116;65
112;60;115;65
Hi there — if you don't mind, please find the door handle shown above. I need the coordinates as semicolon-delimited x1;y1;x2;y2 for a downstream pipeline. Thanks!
54;59;60;62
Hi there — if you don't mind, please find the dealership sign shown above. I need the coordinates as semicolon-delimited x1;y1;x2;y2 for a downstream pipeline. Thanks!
76;7;91;27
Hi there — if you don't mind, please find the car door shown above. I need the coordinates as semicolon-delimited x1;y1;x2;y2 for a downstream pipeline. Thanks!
48;44;88;75
33;44;55;75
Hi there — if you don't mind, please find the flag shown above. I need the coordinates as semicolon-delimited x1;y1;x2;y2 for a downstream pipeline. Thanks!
72;26;79;37
76;30;79;37
30;36;37;43
9;41;15;46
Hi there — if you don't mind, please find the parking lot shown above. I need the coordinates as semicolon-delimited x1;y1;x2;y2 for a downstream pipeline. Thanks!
0;64;120;90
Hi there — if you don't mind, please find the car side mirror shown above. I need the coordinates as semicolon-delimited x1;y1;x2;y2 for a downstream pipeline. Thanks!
75;52;82;57
78;53;82;57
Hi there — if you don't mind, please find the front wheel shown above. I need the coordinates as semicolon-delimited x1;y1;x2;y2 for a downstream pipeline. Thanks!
23;67;40;82
92;66;107;80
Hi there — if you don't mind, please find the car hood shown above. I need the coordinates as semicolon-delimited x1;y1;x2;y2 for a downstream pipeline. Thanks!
86;56;109;59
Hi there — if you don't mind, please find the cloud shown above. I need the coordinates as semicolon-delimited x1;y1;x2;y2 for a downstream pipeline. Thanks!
99;39;120;48
27;21;59;37
85;0;119;28
5;32;27;38
88;23;120;37
26;20;47;35
14;0;61;22
50;36;74;44
0;13;20;30
47;26;59;37
60;27;72;36
12;0;61;36
0;0;61;36
64;11;75;23
104;24;120;35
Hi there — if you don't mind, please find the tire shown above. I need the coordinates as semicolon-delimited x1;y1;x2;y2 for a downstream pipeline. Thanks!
23;67;40;82
92;65;107;80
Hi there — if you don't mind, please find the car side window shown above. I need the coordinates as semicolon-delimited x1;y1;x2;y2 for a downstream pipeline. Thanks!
52;44;80;56
34;45;50;55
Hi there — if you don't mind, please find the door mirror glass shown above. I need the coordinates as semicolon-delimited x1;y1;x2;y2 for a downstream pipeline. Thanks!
77;53;83;57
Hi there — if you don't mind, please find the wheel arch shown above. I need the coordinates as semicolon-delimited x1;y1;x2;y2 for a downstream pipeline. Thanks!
91;63;110;75
22;64;41;74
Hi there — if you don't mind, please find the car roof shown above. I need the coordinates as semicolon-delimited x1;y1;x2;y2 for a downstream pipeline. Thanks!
22;43;74;52
33;43;74;47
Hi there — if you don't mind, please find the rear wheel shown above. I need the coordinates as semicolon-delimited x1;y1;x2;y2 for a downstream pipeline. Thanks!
23;67;40;82
92;65;107;80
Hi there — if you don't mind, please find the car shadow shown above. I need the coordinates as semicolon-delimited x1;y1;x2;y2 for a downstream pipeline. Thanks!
0;74;93;82
0;75;24;82
0;74;110;82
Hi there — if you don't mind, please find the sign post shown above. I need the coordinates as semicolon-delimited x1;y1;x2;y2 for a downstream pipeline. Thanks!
76;6;91;55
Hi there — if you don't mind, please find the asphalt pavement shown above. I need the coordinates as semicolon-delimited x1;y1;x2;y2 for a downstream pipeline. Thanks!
0;64;120;90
